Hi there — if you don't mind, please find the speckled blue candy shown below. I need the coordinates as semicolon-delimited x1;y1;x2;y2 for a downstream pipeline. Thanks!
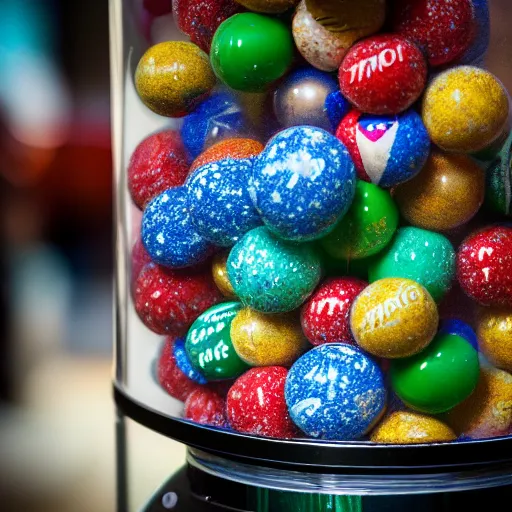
285;344;386;440
181;91;247;160
325;91;350;132
458;0;490;65
142;187;213;268
439;319;479;351
186;158;262;247
173;337;208;384
251;126;356;241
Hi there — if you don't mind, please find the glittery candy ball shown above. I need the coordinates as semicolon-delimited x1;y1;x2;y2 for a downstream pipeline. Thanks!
301;277;367;346
350;278;439;359
285;344;386;440
190;138;264;174
251;126;356;241
173;0;243;53
477;307;512;373
134;263;222;336
230;308;308;366
186;159;262;247
131;237;152;291
336;109;430;188
370;411;456;444
274;68;347;133
181;91;248;161
325;91;351;132
227;367;298;438
142;187;213;268
457;226;512;307
422;67;509;154
128;130;190;210
212;251;236;298
438;319;478;351
234;0;298;13
458;0;490;65
393;151;485;232
135;41;216;118
184;388;229;428
369;227;456;303
339;35;427;115
227;227;322;313
485;133;512;217
173;337;208;385
391;0;475;67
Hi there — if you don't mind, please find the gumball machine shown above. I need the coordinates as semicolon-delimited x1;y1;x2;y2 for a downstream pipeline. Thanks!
111;0;512;510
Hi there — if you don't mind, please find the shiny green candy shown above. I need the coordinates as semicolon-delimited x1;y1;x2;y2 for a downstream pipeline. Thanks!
369;227;455;302
321;181;399;260
390;334;480;415
210;13;294;92
185;302;250;381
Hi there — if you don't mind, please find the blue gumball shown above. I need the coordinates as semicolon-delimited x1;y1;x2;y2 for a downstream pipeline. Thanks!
325;91;350;132
142;186;213;268
251;126;356;241
458;0;490;66
438;319;479;351
337;109;430;189
186;158;262;247
181;91;247;160
173;337;208;385
285;344;386;440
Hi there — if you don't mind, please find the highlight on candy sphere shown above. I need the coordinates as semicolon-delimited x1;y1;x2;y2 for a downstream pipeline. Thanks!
336;109;431;189
285;344;386;440
212;251;236;298
422;66;509;154
477;307;512;373
184;388;229;428
210;13;294;92
350;278;439;359
234;0;298;13
227;226;322;313
393;151;485;232
135;41;216;117
251;126;356;241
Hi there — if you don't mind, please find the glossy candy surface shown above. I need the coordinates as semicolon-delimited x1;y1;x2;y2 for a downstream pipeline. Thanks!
212;251;236;298
477;307;512;373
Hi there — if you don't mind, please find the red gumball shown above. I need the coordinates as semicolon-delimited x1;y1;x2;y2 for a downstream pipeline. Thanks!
339;35;427;115
128;130;189;210
131;237;152;290
301;277;368;346
392;0;475;67
457;226;512;307
173;0;243;53
134;263;223;336
184;388;228;427
227;367;297;439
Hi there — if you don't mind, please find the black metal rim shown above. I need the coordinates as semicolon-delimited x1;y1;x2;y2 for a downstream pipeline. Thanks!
114;384;512;474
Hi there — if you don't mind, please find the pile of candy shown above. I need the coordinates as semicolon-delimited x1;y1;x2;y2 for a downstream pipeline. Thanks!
129;0;512;444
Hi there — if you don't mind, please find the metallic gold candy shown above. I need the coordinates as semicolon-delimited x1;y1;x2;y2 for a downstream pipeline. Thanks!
235;0;299;13
350;278;438;359
370;411;456;444
230;308;308;366
212;252;236;298
135;41;215;118
477;307;512;373
393;151;485;232
422;66;509;153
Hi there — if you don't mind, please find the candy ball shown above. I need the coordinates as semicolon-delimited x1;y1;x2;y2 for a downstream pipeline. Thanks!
350;278;439;359
477;307;512;373
173;337;208;385
321;181;399;260
438;319;478;351
142;187;213;268
212;251;236;298
391;0;475;67
336;109;430;188
135;263;222;336
273;68;345;132
184;388;228;428
211;13;294;92
227;367;297;438
185;302;250;380
190;138;264;174
444;366;512;439
325;92;351;132
368;227;456;303
422;67;509;154
234;0;298;13
251;126;356;241
128;130;189;210
285;344;386;440
181;91;247;160
339;35;427;115
135;41;216;117
227;227;322;313
131;237;152;290
390;333;480;414
231;309;308;366
370;411;456;444
457;226;512;307
186;159;262;247
393;151;485;232
485;135;512;217
301;277;367;346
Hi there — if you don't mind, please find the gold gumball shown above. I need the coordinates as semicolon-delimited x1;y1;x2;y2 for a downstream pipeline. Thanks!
212;252;236;298
477;307;512;373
